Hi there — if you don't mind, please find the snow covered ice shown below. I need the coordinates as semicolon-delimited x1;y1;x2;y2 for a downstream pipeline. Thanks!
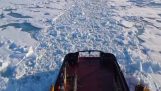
0;0;161;91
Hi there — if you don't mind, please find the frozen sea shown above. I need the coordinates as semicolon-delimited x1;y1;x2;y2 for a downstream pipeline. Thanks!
0;0;161;91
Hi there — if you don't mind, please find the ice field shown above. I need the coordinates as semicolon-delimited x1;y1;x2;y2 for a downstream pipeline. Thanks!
0;0;161;91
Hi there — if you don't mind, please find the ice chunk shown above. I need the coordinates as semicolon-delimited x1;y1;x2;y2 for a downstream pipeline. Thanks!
120;20;134;28
147;66;153;73
16;46;34;66
0;41;4;47
25;46;34;58
0;60;9;72
139;61;143;72
15;66;26;79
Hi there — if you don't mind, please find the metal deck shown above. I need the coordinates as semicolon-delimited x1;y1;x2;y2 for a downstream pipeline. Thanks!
52;51;129;91
76;57;115;91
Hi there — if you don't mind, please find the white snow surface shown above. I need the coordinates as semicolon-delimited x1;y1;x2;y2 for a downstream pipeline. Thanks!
0;0;161;91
